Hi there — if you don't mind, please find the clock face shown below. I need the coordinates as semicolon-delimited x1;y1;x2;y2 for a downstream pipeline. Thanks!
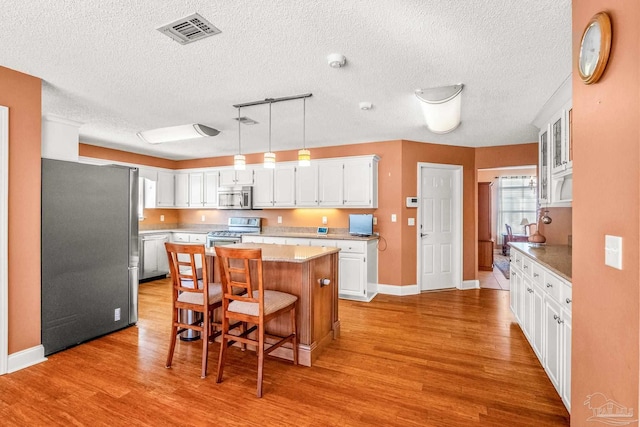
579;21;601;77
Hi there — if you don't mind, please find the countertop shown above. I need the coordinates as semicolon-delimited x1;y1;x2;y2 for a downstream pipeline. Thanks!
509;242;572;281
139;229;209;235
205;242;341;263
257;231;379;241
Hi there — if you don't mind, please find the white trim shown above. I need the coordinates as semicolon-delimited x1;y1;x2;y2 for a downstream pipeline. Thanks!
461;280;480;290
416;162;464;291
377;283;419;296
7;345;47;373
0;106;8;375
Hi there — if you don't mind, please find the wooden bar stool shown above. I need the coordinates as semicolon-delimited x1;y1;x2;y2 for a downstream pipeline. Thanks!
215;246;298;397
165;243;222;378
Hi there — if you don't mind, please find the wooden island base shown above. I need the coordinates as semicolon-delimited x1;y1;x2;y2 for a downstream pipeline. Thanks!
206;243;341;367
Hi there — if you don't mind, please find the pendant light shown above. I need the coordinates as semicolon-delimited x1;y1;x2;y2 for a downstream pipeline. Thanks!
298;97;310;167
234;107;246;170
263;101;276;169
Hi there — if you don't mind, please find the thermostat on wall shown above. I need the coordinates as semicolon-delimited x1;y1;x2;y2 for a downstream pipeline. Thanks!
317;226;328;235
406;197;418;208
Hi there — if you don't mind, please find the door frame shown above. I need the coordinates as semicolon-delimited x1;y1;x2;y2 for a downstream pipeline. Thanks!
1;106;9;374
416;162;463;291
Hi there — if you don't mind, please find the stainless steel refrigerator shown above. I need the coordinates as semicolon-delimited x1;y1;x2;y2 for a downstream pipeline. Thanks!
41;159;139;356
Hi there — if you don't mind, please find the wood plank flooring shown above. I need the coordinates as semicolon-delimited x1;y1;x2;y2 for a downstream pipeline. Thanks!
0;278;570;426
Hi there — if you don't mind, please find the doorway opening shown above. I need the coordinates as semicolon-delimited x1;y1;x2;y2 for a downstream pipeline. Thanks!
477;166;537;290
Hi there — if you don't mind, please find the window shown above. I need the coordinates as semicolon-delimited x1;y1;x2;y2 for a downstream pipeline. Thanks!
498;176;537;243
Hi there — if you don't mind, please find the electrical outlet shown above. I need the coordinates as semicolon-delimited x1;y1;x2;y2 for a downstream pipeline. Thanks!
201;215;206;222
114;307;121;322
408;218;415;226
160;215;165;222
605;235;623;270
373;216;378;225
277;216;282;224
322;216;328;225
391;214;397;223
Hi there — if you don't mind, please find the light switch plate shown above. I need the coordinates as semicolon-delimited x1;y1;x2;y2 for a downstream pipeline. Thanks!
277;216;282;224
391;214;397;223
605;235;623;270
408;218;415;226
322;216;328;225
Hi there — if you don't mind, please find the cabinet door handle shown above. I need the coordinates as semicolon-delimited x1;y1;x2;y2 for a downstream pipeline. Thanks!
546;283;553;288
566;298;572;304
533;273;539;278
557;318;564;324
523;265;528;269
553;314;559;320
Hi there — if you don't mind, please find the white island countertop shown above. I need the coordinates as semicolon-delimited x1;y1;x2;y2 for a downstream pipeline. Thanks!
205;242;341;263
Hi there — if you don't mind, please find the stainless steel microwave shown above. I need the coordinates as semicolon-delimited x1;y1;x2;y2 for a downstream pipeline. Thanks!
218;186;252;209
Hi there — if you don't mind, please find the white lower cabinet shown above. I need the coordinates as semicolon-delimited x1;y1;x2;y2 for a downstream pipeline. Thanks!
241;235;378;301
510;247;571;413
172;232;207;269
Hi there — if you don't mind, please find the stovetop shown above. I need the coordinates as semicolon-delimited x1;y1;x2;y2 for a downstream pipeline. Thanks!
208;217;261;239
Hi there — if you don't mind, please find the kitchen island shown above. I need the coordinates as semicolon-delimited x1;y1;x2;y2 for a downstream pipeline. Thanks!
205;243;341;367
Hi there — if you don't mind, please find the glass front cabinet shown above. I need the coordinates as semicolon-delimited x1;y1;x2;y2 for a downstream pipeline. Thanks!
538;126;550;205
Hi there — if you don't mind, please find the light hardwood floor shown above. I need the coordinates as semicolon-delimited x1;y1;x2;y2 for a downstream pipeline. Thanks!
0;277;569;426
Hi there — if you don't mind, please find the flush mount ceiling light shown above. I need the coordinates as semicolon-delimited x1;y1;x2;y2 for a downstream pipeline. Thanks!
359;102;373;110
136;124;220;144
415;84;464;134
327;53;346;68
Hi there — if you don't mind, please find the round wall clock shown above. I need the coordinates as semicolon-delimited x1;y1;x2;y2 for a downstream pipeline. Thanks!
578;11;612;85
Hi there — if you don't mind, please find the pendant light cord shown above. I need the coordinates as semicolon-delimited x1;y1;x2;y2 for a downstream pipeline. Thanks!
237;106;241;154
268;101;272;152
303;98;306;149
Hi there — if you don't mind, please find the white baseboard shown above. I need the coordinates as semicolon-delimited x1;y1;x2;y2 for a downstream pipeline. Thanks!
7;345;47;373
460;280;480;290
377;283;419;296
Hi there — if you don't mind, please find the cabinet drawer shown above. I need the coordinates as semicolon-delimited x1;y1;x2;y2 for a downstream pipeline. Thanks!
173;233;190;243
521;257;533;276
544;272;563;302
285;238;311;246
512;251;522;270
190;234;207;243
309;239;336;248
531;263;545;287
336;240;366;254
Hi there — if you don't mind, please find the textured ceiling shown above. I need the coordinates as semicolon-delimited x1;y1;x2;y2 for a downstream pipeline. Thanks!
1;0;572;160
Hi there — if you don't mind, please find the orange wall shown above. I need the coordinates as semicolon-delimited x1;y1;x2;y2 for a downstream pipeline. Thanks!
573;0;640;419
84;139;547;286
0;66;42;354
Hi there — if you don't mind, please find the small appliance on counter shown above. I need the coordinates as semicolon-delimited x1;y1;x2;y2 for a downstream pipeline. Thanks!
206;217;261;247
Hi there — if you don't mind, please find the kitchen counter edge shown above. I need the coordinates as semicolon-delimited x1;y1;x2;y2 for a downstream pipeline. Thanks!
509;242;572;282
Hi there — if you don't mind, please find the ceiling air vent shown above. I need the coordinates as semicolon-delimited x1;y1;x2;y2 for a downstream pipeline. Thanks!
157;13;221;45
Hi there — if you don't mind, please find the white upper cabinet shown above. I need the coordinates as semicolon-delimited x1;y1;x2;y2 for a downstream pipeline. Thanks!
156;171;175;207
189;172;204;207
295;163;318;207
274;164;296;207
318;161;344;206
174;172;189;207
343;158;377;207
533;74;572;207
220;168;254;187
252;168;274;208
204;171;219;207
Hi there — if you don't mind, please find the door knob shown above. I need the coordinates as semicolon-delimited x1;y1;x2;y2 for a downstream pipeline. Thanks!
420;233;429;238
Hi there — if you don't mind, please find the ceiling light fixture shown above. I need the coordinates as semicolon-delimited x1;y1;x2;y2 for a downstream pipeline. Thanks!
298;97;310;167
136;124;220;144
359;102;373;110
327;53;346;68
264;101;276;169
234;107;246;170
415;84;464;134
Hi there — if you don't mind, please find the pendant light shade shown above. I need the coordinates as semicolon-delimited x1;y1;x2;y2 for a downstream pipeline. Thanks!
298;97;310;167
234;107;246;170
264;101;276;168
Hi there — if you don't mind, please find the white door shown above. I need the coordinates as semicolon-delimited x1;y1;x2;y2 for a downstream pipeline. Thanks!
1;106;8;375
417;163;462;291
